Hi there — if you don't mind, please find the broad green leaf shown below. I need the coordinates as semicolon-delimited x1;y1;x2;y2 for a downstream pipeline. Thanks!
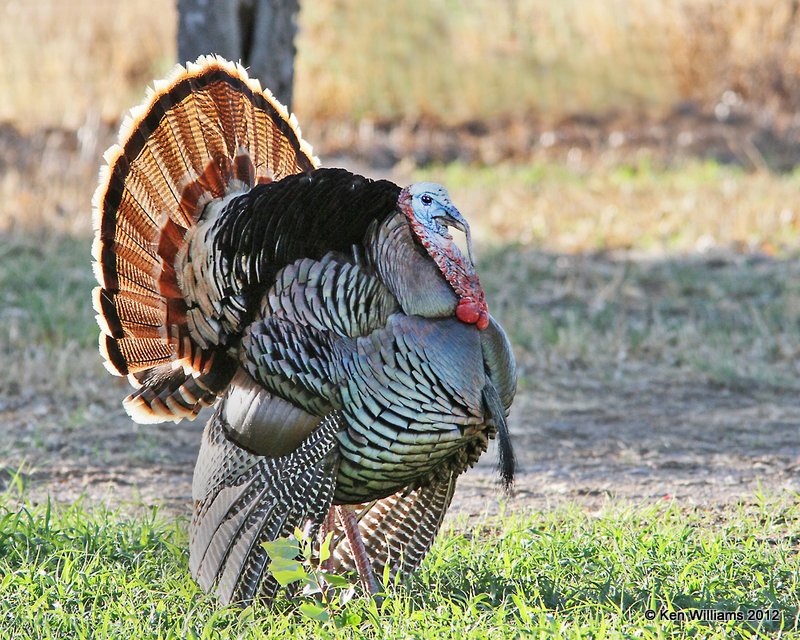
319;531;334;563
299;602;330;623
267;552;309;587
269;563;308;587
237;606;255;624
302;581;323;597
262;537;300;562
322;573;350;588
341;611;363;627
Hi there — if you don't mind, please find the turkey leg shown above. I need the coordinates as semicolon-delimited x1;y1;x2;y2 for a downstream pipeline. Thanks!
336;505;380;595
319;507;337;573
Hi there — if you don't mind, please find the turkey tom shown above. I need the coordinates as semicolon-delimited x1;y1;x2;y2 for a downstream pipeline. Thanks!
92;55;516;605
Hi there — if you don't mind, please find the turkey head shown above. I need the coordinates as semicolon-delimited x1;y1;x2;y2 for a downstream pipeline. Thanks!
398;183;490;330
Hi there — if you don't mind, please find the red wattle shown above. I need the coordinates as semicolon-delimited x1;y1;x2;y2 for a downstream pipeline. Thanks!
456;301;480;324
456;299;489;330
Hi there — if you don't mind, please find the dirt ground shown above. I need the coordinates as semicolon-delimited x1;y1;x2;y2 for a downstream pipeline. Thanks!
3;367;798;523
1;120;799;522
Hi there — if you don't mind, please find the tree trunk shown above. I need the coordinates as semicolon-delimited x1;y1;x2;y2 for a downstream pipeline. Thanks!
177;0;299;109
245;0;299;108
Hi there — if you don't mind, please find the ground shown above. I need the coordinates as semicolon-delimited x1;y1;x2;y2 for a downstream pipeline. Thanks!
0;121;798;524
4;368;798;524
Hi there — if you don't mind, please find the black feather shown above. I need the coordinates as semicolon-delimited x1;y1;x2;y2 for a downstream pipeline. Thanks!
219;168;400;277
208;168;401;327
482;380;515;492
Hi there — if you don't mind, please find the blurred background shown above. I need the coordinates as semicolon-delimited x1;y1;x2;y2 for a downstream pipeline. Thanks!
0;0;798;511
4;1;800;244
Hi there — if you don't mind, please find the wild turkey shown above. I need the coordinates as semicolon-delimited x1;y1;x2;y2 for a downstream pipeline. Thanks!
92;55;516;604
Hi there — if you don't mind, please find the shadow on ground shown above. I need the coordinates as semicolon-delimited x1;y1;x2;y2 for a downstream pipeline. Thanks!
0;236;798;518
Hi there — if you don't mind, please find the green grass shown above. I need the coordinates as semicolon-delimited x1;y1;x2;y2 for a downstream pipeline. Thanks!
420;158;800;253
2;200;799;408
0;156;797;636
0;235;100;408
480;246;800;393
0;236;95;348
0;492;797;639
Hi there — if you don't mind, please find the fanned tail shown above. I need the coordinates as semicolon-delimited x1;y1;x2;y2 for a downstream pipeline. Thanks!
91;55;318;423
190;402;342;605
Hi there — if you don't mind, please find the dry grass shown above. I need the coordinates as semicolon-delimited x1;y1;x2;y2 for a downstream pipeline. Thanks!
0;127;106;237
5;128;800;259
297;0;682;122
3;0;800;129
416;159;800;254
301;0;800;122
0;14;798;633
3;143;800;408
480;248;800;392
0;236;102;407
0;2;174;129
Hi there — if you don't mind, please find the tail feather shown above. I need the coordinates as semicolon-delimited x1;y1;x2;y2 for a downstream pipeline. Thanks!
482;380;516;491
190;403;342;604
123;352;237;423
330;471;458;580
92;55;318;422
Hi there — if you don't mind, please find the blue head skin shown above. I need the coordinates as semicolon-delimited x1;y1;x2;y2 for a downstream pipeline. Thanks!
398;183;489;330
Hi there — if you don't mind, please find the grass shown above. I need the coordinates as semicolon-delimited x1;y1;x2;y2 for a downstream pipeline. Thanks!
1;153;799;414
1;210;799;412
4;0;800;128
480;246;800;392
420;158;800;253
0;491;797;639
0;236;100;407
1;2;798;635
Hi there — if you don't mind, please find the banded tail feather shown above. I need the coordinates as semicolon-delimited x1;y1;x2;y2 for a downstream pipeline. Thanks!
91;55;317;423
190;403;342;604
329;471;458;580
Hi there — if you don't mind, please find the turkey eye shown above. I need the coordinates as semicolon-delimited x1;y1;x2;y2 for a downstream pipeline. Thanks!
420;194;433;205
